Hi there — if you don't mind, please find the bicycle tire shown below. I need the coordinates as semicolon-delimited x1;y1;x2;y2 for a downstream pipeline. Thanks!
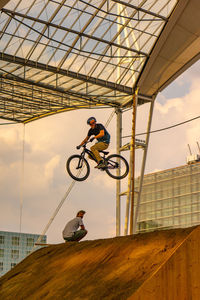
105;154;129;180
66;155;90;181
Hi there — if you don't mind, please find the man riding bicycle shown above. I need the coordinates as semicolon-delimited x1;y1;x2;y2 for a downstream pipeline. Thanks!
77;117;110;168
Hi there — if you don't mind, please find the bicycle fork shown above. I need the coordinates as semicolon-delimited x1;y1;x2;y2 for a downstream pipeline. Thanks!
76;153;85;169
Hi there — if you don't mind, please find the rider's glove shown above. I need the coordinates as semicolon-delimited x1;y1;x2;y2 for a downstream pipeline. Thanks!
90;137;95;142
76;145;81;150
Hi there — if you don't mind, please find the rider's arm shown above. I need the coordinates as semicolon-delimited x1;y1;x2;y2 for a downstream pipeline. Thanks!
94;129;104;139
80;225;86;230
80;136;89;146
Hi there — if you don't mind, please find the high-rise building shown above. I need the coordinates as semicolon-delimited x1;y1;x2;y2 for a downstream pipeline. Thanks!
0;231;47;277
136;161;200;232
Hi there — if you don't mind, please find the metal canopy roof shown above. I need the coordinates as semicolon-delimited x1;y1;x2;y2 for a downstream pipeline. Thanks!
137;0;200;96
0;0;199;123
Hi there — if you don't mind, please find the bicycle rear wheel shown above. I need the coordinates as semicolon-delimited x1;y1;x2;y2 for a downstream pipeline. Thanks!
66;155;90;181
105;154;129;180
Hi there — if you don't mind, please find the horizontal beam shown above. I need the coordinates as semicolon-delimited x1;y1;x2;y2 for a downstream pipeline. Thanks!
121;93;153;107
0;52;133;96
0;54;153;108
120;140;146;151
0;73;98;103
0;75;119;110
112;0;168;21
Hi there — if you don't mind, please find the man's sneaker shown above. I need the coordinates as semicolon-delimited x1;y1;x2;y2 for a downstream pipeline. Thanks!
95;160;105;169
97;161;106;169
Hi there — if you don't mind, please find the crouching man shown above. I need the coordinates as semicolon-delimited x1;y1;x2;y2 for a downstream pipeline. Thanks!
62;210;87;242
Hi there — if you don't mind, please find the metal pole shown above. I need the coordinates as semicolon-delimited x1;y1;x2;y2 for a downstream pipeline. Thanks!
197;141;200;154
188;144;192;155
124;146;132;235
20;124;25;233
116;108;122;236
116;3;121;236
133;97;155;233
129;90;138;235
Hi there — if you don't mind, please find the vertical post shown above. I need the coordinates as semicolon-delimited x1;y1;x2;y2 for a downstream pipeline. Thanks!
20;124;25;233
133;97;155;233
124;147;132;235
197;141;200;154
188;144;192;155
129;90;138;235
116;108;122;236
116;1;121;235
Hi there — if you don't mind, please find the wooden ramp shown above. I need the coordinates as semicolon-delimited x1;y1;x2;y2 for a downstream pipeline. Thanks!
0;226;200;300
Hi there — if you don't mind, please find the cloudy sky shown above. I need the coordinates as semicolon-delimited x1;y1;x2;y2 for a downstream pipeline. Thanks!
0;60;200;244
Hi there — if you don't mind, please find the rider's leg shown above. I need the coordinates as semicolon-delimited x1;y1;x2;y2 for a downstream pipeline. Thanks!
90;142;109;164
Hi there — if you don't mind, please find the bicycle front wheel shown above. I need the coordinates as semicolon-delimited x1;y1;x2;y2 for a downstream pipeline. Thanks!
66;155;90;181
105;154;129;180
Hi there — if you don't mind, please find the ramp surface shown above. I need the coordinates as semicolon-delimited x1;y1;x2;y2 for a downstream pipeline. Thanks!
0;226;199;300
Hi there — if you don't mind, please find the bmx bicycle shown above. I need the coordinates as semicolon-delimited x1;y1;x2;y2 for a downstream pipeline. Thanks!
66;141;129;181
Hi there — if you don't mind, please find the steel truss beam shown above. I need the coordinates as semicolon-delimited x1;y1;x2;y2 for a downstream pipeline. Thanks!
0;74;116;108
0;77;113;123
0;53;152;109
112;0;168;21
0;52;134;95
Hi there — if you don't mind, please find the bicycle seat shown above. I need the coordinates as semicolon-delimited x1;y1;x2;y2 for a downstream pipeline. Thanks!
100;150;109;155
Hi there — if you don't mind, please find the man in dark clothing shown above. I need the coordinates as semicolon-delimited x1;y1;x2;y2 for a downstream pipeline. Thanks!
62;210;87;242
77;117;110;168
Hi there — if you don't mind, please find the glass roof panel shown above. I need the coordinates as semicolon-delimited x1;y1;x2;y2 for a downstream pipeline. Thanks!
0;0;178;122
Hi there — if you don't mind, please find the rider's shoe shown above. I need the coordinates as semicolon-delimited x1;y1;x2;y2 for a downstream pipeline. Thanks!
95;160;105;169
94;161;102;168
97;160;106;169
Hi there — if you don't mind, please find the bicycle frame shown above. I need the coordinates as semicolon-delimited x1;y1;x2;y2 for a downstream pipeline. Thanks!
79;146;126;174
79;143;108;164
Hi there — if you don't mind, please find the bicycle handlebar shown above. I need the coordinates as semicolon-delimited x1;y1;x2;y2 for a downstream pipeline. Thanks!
77;139;93;150
83;139;93;146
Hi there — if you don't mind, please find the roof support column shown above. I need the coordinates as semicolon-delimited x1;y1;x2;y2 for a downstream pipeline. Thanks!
124;142;133;235
133;95;155;233
130;89;138;234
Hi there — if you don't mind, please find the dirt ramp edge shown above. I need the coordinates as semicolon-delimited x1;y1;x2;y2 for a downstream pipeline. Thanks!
128;226;200;300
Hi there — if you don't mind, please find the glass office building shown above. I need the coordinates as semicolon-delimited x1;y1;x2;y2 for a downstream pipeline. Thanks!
136;161;200;232
0;231;47;277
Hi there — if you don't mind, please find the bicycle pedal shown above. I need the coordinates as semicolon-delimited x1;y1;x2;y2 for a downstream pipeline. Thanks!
100;167;106;171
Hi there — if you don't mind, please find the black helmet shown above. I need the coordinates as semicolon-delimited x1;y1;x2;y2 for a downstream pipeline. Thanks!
87;117;96;125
